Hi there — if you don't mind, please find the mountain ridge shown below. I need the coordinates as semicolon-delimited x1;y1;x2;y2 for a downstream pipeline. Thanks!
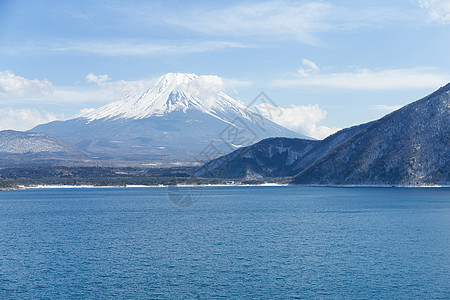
0;130;91;167
195;137;320;178
195;83;450;185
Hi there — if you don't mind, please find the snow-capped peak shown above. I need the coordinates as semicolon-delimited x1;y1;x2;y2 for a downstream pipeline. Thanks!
83;73;249;121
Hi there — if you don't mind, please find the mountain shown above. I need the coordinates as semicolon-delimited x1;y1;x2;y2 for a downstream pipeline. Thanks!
32;73;306;165
0;130;90;166
196;83;450;185
195;137;319;179
288;122;373;173
292;83;450;185
194;122;371;179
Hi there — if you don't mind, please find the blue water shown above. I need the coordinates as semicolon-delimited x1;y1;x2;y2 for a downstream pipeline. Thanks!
0;187;449;299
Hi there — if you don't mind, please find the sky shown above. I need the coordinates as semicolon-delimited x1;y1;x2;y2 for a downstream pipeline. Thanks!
0;0;449;139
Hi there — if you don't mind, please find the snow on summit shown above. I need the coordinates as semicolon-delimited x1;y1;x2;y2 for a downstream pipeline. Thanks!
83;73;250;121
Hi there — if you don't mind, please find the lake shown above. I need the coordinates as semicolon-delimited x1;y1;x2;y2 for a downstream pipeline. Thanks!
0;186;449;299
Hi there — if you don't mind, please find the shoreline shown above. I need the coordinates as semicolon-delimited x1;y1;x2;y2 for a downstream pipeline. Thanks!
2;183;448;190
19;183;289;189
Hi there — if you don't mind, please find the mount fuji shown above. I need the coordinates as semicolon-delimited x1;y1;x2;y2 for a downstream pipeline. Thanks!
32;73;306;165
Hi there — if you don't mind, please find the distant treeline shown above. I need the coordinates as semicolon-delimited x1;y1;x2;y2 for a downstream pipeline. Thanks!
0;166;285;187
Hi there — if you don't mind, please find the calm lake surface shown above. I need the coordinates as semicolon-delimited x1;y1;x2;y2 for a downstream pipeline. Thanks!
0;186;449;299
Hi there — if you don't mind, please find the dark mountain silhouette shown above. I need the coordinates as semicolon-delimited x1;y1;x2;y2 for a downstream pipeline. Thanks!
197;84;450;185
293;83;450;185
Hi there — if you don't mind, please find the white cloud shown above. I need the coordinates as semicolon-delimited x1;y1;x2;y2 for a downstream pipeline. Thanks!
74;108;96;118
254;103;340;139
169;1;333;44
418;0;450;24
0;71;253;107
274;64;450;89
302;59;319;72
84;73;153;98
179;75;225;109
298;58;320;77
0;71;53;96
9;40;250;56
176;75;252;109
0;108;63;131
34;74;156;105
370;104;403;112
86;73;110;84
0;70;152;105
166;1;412;45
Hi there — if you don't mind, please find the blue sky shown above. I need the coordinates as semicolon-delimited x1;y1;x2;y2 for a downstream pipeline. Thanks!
0;0;449;138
